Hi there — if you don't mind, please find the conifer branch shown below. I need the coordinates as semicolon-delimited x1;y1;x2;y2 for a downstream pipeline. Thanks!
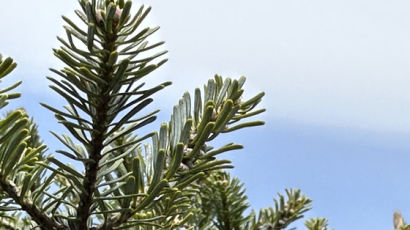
0;178;63;229
305;218;333;230
75;16;117;230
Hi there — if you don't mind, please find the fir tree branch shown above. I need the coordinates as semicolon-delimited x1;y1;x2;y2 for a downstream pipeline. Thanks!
0;179;64;229
70;1;167;228
76;26;117;230
305;218;333;230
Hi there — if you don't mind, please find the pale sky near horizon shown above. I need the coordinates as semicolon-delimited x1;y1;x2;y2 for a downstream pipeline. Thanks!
1;0;410;229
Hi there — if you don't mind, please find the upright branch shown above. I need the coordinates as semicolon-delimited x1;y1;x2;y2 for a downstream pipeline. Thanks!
43;0;169;228
305;218;333;230
244;189;312;230
188;171;250;229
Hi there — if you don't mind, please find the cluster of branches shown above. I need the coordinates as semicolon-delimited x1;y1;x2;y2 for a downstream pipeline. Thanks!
0;0;333;229
186;170;333;230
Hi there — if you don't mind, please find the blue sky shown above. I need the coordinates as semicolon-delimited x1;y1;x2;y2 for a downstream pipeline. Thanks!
1;0;410;229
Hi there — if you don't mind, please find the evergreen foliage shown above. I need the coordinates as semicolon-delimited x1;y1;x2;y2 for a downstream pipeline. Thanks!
395;211;410;230
186;170;332;230
305;218;333;230
189;171;250;229
0;0;332;229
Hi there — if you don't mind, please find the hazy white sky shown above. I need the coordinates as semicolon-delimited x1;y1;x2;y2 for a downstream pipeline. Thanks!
3;0;410;132
2;1;410;229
